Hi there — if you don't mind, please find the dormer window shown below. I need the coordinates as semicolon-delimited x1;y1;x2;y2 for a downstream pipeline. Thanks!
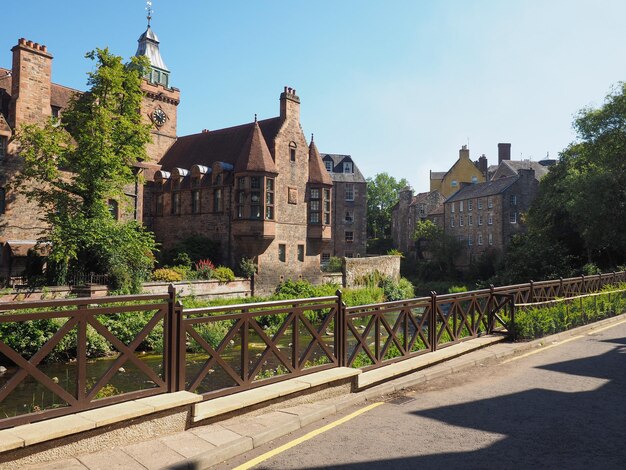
325;160;333;172
343;161;353;173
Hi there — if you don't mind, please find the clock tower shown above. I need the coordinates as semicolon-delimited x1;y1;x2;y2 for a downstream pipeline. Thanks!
135;15;179;165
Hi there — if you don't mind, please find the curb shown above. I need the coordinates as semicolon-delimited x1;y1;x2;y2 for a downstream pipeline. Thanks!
174;312;626;469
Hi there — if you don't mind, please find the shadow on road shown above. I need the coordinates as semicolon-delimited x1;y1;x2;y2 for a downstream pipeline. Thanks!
297;336;626;470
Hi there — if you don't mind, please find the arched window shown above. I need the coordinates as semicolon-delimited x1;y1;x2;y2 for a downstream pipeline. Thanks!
289;141;297;162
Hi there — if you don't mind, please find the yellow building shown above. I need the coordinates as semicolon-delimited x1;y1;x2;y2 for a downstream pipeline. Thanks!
430;145;486;198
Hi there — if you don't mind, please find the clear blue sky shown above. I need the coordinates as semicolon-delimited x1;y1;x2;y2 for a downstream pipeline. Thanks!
3;1;626;192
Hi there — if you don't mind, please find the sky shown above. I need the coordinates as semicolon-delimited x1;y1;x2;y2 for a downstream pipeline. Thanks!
3;0;626;192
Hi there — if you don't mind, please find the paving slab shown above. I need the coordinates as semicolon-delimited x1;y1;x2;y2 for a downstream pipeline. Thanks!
137;391;201;412
189;423;244;447
78;449;145;470
123;439;185;470
160;431;216;459
279;403;337;427
31;457;88;470
183;436;253;469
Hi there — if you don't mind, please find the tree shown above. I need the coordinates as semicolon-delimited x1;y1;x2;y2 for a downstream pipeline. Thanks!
366;172;409;239
413;220;462;279
502;82;626;279
14;48;156;292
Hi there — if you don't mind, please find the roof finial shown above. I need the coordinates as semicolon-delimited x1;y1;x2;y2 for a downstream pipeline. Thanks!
146;0;153;27
254;113;257;123
311;133;314;143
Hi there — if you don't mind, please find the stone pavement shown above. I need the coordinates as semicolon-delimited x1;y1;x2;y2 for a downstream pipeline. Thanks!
25;313;626;470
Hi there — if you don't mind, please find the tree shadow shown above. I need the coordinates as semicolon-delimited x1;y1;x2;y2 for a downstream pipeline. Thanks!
298;336;626;470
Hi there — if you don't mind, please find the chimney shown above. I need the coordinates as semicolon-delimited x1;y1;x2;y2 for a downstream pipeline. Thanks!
477;154;488;176
9;38;53;129
459;145;470;160
279;85;300;122
498;143;511;164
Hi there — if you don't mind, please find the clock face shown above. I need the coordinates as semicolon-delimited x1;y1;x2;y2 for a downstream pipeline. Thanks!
152;108;167;127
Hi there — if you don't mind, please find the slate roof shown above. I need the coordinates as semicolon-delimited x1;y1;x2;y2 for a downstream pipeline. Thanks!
135;26;169;71
430;171;446;180
320;154;366;183
159;117;283;171
489;160;547;181
445;175;518;203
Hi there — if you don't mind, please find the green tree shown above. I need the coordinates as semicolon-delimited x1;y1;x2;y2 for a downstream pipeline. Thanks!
366;172;409;239
413;220;462;279
501;82;626;280
14;48;156;292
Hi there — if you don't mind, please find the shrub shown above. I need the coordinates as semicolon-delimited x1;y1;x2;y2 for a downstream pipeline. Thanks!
173;252;193;269
195;259;215;280
448;285;468;294
381;276;414;301
238;257;257;279
152;268;183;282
387;249;404;257
322;256;343;273
160;235;221;266
213;266;235;282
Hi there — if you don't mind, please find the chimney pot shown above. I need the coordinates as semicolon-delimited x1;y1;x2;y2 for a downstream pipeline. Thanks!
26;40;33;47
19;38;26;45
293;88;296;95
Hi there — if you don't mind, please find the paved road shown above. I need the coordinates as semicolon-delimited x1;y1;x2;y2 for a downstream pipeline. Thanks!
222;320;626;469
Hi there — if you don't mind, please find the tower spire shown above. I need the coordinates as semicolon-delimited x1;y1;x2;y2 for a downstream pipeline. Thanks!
146;1;153;27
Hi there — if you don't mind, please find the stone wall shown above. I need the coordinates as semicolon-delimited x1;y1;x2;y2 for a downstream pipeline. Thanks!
344;255;401;288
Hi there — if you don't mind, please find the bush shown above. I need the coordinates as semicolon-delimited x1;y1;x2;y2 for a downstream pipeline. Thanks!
213;266;235;282
322;257;343;273
152;268;183;282
195;259;215;280
160;235;221;266
238;257;257;279
381;276;414;301
448;285;468;294
387;249;403;257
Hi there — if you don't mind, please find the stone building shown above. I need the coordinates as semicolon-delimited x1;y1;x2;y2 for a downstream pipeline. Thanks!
444;168;539;267
391;188;445;259
150;87;334;294
430;145;487;198
320;154;367;261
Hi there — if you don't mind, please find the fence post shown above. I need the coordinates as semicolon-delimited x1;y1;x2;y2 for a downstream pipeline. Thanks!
559;277;564;298
509;293;516;340
488;285;495;333
430;291;437;352
581;275;586;294
529;280;534;303
166;284;178;393
336;290;346;367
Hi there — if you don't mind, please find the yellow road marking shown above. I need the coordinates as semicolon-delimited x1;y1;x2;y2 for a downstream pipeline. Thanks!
233;402;384;470
502;318;626;364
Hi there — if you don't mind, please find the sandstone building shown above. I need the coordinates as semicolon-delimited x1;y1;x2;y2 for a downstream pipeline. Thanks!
430;145;487;198
320;154;367;261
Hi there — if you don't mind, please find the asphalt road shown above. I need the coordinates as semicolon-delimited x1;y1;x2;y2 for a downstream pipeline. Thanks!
221;320;626;469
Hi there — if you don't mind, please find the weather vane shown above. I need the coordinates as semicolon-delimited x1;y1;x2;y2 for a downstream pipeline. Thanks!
146;1;153;27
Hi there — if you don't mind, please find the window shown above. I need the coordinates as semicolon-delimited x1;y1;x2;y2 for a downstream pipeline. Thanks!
419;204;426;217
478;233;483;245
451;203;455;213
215;174;222;185
510;212;517;224
488;197;493;208
510;194;517;206
289;142;297;162
345;252;354;258
451;216;455;228
471;176;478;184
345;210;353;223
0;136;6;159
468;236;473;246
468;214;473;226
297;244;304;262
488;233;493;245
0;187;5;214
155;194;163;216
266;178;275;220
51;106;61;119
236;190;245;219
488;214;493;225
323;188;331;225
343;161;353;173
451;180;458;187
468;200;473;211
345;183;354;201
459;201;464;212
213;189;222;212
345;231;354;243
459;215;464;226
325;160;333;172
321;253;331;266
250;177;261;219
278;244;286;262
478;215;483;226
478;199;483;210
171;193;181;215
309;188;320;224
192;190;201;214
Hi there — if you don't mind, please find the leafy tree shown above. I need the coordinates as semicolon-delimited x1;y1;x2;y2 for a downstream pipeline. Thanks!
366;172;409;239
14;48;155;292
502;82;626;280
413;220;462;279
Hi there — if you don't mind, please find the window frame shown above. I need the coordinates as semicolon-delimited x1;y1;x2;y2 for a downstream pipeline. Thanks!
345;183;354;202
